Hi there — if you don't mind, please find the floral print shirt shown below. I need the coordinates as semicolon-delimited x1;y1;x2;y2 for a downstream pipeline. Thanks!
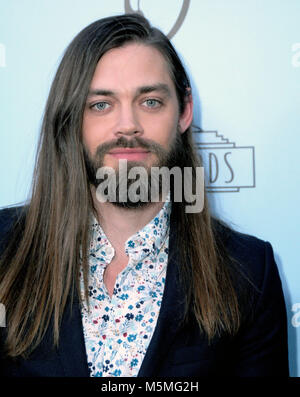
80;197;171;377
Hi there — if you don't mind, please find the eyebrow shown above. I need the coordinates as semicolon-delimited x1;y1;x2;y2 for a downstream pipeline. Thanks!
87;83;172;98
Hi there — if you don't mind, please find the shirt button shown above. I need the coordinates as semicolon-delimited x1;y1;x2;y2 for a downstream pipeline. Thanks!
106;247;113;255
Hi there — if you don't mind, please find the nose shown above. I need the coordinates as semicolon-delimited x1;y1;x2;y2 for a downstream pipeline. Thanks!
114;104;143;137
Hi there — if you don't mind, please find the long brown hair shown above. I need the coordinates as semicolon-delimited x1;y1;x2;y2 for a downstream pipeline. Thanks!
0;13;242;358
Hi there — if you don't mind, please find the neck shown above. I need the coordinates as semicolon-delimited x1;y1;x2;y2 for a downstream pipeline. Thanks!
91;187;165;248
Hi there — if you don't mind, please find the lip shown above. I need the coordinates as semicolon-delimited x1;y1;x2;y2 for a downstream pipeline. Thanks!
108;148;150;161
108;148;150;154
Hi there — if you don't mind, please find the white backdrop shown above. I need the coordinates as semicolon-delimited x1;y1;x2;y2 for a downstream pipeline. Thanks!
0;0;299;376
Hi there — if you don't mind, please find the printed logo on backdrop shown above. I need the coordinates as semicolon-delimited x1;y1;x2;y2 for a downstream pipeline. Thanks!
123;1;255;193
124;0;190;39
193;128;255;193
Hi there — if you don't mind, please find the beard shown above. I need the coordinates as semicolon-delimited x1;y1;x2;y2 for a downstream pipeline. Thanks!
84;129;186;209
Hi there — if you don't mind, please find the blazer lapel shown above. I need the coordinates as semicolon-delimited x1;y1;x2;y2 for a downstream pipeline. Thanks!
138;212;186;376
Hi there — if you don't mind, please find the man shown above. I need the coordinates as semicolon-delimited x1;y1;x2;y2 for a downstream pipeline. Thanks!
0;13;288;377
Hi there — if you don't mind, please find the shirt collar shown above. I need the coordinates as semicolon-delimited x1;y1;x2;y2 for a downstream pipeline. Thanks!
89;192;171;264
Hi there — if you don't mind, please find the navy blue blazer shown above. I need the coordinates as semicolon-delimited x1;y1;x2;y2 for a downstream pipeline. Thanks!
0;207;289;377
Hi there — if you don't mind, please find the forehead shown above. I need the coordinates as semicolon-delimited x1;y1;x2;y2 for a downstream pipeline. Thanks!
89;43;175;93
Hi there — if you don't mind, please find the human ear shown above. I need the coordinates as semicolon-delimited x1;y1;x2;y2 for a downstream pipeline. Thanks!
178;89;193;133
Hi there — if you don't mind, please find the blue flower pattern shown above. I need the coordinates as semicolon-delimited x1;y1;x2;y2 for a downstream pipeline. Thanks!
80;194;171;377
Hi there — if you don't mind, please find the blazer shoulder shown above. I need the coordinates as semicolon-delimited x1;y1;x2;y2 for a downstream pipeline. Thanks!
212;218;279;291
213;217;271;253
213;219;287;354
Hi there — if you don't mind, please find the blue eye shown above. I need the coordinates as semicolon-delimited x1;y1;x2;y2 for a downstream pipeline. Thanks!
144;99;162;108
92;102;110;111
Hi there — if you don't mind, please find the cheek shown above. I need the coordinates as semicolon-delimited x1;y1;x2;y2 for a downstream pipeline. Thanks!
82;114;101;154
82;113;91;143
144;114;178;146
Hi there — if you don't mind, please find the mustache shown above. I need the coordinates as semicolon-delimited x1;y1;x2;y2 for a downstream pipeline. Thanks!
83;131;185;188
94;136;167;160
